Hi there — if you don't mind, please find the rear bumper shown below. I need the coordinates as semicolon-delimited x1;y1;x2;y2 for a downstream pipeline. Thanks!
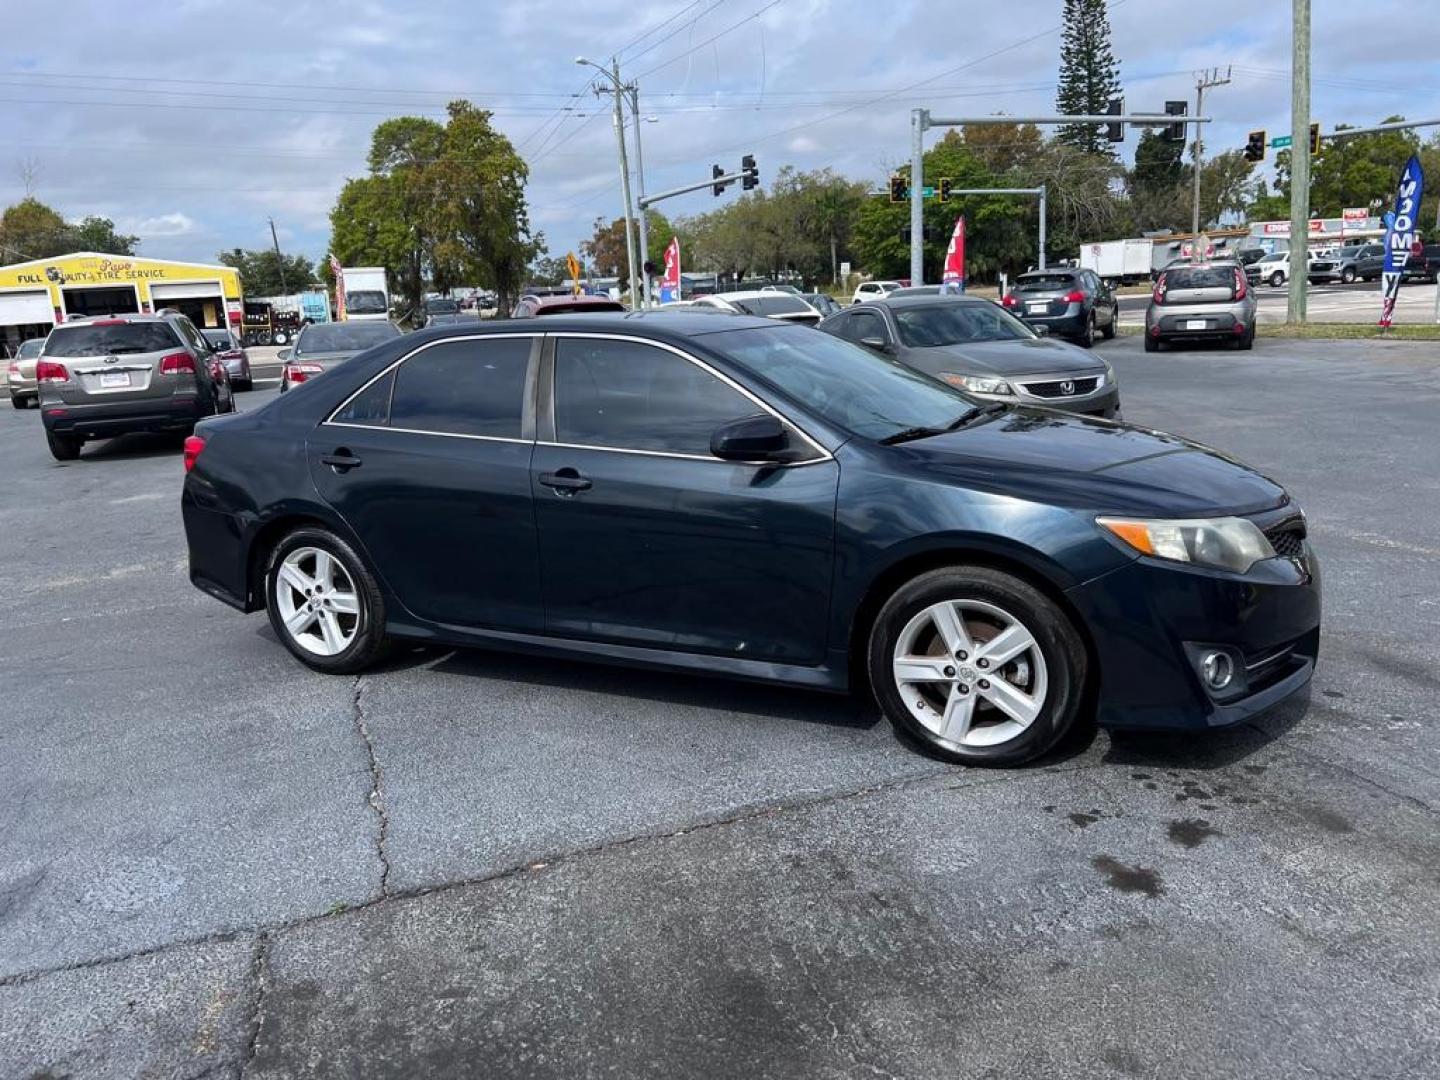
1148;310;1249;341
1065;546;1321;731
42;395;209;438
183;491;255;611
1016;306;1087;338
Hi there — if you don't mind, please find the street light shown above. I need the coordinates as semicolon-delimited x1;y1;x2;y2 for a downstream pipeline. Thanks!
576;56;640;307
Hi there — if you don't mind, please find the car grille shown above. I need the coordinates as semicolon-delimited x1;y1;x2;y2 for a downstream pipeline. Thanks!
1310;261;1336;272
1264;517;1307;558
1022;376;1101;399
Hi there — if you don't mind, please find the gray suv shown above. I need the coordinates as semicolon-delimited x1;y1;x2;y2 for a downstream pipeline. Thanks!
1145;262;1258;352
37;312;235;461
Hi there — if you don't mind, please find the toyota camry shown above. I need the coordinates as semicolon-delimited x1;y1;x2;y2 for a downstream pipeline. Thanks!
181;313;1319;766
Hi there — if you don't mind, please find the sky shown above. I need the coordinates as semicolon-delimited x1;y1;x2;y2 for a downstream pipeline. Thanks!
1;0;1436;272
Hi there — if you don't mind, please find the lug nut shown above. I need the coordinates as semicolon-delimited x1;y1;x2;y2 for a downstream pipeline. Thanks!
943;666;956;678
977;658;989;669
978;679;990;690
957;684;969;695
955;650;967;660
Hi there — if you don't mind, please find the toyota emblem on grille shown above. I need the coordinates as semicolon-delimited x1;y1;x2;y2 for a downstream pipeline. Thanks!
1059;380;1075;395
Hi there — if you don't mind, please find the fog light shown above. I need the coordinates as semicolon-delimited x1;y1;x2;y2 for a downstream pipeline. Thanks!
1200;650;1235;690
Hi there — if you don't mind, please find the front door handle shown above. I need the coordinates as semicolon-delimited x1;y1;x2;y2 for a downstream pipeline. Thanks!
538;468;592;495
321;450;363;472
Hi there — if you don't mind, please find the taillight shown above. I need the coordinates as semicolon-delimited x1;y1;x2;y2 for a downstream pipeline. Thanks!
6;362;17;377
160;351;197;375
93;318;128;326
1233;267;1248;300
1001;293;1017;307
1062;290;1086;303
1152;272;1168;305
183;434;206;472
284;363;324;384
36;360;69;383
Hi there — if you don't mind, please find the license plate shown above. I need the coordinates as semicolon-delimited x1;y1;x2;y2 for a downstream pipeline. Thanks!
1028;302;1048;314
1185;320;1207;330
99;371;131;388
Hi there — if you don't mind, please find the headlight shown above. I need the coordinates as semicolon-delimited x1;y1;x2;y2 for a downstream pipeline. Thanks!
1097;516;1275;573
939;373;1012;395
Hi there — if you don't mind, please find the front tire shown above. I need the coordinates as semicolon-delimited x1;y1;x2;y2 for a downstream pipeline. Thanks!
264;527;389;674
46;429;82;460
867;566;1087;766
1341;267;1356;284
1270;271;1285;288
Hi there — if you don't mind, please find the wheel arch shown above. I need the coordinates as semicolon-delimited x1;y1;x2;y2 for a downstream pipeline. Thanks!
242;507;380;612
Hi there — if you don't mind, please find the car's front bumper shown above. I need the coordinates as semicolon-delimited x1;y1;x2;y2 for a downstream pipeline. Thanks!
41;394;209;438
1065;543;1321;730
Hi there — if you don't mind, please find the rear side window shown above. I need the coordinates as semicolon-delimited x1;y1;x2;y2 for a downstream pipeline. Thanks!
553;338;756;456
389;337;531;438
333;371;394;427
44;322;181;357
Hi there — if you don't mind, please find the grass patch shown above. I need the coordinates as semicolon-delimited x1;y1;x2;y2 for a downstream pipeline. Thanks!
1115;322;1440;341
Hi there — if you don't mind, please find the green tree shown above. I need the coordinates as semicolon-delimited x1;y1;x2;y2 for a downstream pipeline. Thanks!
1055;0;1123;157
1310;119;1420;218
218;248;317;296
0;197;71;260
581;210;673;283
69;216;139;255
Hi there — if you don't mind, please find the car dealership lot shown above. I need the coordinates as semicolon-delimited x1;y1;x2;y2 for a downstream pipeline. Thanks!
3;336;1440;1078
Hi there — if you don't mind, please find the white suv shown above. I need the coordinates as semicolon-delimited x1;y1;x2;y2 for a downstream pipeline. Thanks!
851;280;901;305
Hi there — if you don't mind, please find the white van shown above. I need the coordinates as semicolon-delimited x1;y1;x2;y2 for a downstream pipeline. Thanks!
339;267;390;321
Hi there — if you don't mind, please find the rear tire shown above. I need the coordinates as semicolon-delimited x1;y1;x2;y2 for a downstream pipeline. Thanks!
265;526;389;675
1079;313;1096;348
867;566;1087;767
1143;333;1160;352
10;394;24;410
1101;310;1117;339
46;429;82;461
1270;271;1284;288
1238;325;1255;351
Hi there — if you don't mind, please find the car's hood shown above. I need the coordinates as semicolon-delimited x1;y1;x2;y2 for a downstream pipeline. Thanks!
891;408;1287;517
905;337;1105;377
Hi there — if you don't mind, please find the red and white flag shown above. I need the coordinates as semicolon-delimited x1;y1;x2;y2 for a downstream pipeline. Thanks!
659;237;681;302
941;216;966;291
329;255;347;321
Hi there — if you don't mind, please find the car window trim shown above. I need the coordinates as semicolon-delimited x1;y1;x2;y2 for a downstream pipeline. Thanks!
322;332;542;443
542;331;833;467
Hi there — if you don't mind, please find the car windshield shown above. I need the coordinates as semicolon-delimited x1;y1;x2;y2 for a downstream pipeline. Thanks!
708;324;978;442
426;299;459;314
729;296;813;317
202;331;234;348
893;303;1035;347
1015;274;1077;291
44;322;178;357
294;322;399;355
1166;266;1237;289
345;290;388;315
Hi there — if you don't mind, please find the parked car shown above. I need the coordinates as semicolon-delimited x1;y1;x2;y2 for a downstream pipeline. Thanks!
1402;243;1440;283
690;291;823;325
37;312;235;461
423;298;467;327
1001;268;1117;348
1145;262;1257;352
1246;251;1291;288
511;294;627;318
278;321;402;393
801;293;843;317
182;313;1319;767
852;280;901;304
7;337;45;408
1307;251;1341;285
1331;243;1385;284
760;284;804;296
820;295;1119;418
201;328;253;391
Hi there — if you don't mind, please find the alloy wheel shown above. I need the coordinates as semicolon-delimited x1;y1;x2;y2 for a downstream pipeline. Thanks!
274;546;361;657
892;599;1049;748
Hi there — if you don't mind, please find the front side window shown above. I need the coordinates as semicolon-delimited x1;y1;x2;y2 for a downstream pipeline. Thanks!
553;337;759;457
846;309;887;343
389;337;531;438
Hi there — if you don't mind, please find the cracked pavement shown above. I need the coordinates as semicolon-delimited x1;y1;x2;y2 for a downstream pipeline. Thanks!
2;337;1439;1078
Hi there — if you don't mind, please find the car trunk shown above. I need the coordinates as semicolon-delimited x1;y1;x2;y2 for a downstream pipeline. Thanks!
1012;275;1079;316
42;322;192;407
1159;267;1240;306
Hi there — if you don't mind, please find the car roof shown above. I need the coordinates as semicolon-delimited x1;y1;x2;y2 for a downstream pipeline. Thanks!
1018;268;1078;278
711;289;807;301
529;294;626;309
55;312;173;325
408;310;777;342
856;293;993;310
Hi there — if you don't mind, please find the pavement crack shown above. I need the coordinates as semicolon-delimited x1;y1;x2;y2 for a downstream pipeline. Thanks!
239;933;271;1079
352;674;392;896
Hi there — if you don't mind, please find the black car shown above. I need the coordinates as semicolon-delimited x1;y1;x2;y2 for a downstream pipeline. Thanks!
1402;243;1440;283
183;314;1319;767
819;295;1119;418
1001;268;1117;347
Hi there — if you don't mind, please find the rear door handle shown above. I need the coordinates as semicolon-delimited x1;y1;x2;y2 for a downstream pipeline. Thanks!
321;451;363;471
538;469;591;494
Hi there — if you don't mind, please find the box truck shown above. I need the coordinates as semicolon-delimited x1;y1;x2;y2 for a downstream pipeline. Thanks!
339;267;389;321
1078;239;1153;284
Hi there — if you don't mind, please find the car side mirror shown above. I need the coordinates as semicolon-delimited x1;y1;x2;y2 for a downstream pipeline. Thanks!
1031;325;1049;337
277;349;291;362
859;335;893;353
711;414;793;463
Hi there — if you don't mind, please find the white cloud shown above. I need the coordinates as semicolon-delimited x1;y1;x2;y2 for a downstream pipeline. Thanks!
126;213;198;238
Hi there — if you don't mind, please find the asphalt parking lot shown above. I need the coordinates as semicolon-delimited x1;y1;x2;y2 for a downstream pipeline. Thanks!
3;334;1439;1078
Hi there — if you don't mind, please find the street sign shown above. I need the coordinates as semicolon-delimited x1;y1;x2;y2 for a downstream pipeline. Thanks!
1271;135;1292;149
920;186;936;198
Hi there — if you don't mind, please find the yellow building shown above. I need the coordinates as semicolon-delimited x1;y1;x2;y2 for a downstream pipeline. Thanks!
0;251;243;353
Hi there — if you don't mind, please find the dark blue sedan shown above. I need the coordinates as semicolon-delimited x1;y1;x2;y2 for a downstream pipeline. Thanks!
181;313;1319;766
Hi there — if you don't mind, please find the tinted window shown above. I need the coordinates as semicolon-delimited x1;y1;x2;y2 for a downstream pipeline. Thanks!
843;309;887;342
893;303;1032;347
202;330;236;349
729;296;813;317
333;371;394;426
44;322;180;356
389;338;531;438
709;325;977;442
295;322;400;356
554;338;757;456
425;299;459;314
1015;273;1077;291
1165;266;1238;289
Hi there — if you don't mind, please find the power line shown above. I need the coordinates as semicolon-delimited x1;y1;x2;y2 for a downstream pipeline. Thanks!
614;0;711;60
635;0;784;78
622;0;728;66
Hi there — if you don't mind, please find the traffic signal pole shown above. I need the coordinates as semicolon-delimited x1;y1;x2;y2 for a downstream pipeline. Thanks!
1287;0;1310;324
910;109;926;287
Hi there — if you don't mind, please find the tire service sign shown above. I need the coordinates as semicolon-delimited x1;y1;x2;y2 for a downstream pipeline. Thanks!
1380;155;1424;328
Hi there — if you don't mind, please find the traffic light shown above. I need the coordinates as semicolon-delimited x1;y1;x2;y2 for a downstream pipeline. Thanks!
1309;123;1322;156
938;177;953;202
711;164;725;197
1243;130;1266;163
1105;98;1124;143
888;175;908;203
741;154;758;191
1164;100;1188;143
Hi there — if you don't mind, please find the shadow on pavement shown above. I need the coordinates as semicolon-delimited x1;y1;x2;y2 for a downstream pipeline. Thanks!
1101;686;1310;771
71;431;185;464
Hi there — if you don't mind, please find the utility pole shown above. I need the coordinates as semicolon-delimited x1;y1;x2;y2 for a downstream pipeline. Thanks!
1287;0;1311;324
268;216;289;295
910;109;927;285
630;86;652;309
610;59;640;307
1190;67;1231;236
